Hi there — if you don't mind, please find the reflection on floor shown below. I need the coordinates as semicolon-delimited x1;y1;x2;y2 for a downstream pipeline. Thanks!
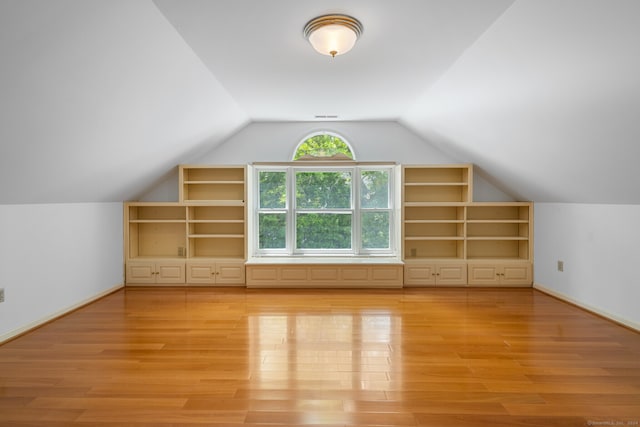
1;287;639;426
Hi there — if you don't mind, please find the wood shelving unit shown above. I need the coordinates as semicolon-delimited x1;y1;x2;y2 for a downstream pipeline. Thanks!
126;203;186;259
402;165;532;287
403;166;471;204
466;203;530;260
125;165;246;285
180;166;245;204
187;205;245;259
124;163;533;288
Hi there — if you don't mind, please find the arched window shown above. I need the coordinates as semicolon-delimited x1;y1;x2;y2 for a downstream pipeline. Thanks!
293;132;355;160
254;132;395;257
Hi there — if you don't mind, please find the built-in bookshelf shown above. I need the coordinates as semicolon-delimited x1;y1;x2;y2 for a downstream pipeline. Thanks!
124;165;246;285
466;203;531;261
126;203;187;259
402;165;532;286
180;166;245;204
403;166;471;203
187;206;245;259
125;163;532;287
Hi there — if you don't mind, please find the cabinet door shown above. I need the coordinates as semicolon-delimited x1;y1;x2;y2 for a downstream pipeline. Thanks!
156;262;186;284
467;264;501;286
126;262;156;284
436;264;467;286
404;264;437;286
217;262;246;284
501;263;532;285
187;262;216;284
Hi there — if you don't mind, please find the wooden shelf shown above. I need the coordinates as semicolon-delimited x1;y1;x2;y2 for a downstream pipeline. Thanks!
129;219;186;224
405;236;465;240
188;220;244;223
467;237;529;241
404;182;468;187
183;180;244;184
401;165;532;286
188;234;244;239
183;200;245;206
403;166;470;184
405;220;465;224
402;166;471;261
126;204;187;259
125;165;247;284
124;163;533;287
180;165;246;204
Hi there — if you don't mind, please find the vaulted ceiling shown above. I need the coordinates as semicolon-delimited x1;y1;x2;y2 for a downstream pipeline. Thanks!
153;0;514;121
1;0;638;204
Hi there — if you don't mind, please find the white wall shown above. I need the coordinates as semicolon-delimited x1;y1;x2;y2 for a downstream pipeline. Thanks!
0;203;123;341
197;121;454;164
140;121;514;201
534;203;640;330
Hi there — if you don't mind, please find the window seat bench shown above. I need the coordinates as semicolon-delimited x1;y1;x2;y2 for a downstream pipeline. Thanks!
245;257;404;288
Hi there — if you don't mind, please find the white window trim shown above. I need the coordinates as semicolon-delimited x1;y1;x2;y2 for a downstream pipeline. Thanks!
357;166;396;255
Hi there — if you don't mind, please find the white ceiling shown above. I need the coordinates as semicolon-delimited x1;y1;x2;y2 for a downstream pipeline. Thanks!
153;0;514;121
1;0;639;204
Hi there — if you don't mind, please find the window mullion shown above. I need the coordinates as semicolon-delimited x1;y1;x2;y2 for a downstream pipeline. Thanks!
353;167;361;255
287;168;295;255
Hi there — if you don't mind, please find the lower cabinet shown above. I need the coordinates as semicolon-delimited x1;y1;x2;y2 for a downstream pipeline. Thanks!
404;262;467;286
246;263;403;288
126;260;245;285
126;260;186;284
467;262;532;286
186;260;245;285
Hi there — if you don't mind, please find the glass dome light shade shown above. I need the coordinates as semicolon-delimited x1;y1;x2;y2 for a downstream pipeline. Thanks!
303;14;363;58
308;24;358;57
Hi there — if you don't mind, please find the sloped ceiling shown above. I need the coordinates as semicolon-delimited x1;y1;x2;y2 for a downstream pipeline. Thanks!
1;0;638;204
0;0;248;204
402;0;640;204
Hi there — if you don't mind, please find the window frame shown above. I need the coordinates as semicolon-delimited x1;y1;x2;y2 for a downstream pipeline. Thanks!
254;164;396;257
292;131;356;161
294;166;355;255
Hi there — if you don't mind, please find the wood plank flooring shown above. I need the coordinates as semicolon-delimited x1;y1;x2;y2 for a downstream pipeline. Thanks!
1;287;639;426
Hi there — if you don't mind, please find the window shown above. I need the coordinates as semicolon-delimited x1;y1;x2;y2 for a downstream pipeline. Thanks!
255;165;395;256
293;133;355;160
295;169;353;252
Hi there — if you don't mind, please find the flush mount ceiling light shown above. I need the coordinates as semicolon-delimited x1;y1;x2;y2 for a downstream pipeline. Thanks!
303;14;363;58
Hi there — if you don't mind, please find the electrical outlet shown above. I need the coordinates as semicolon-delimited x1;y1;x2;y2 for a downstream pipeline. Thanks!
0;288;4;303
557;260;564;272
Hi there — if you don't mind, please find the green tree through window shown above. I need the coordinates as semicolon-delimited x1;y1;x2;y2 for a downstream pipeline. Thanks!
293;134;354;160
255;133;394;256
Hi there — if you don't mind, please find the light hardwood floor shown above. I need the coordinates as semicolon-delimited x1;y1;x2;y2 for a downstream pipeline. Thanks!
1;287;639;426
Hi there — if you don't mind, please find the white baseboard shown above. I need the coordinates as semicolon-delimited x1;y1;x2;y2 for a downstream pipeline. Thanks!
0;283;124;344
534;283;639;332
